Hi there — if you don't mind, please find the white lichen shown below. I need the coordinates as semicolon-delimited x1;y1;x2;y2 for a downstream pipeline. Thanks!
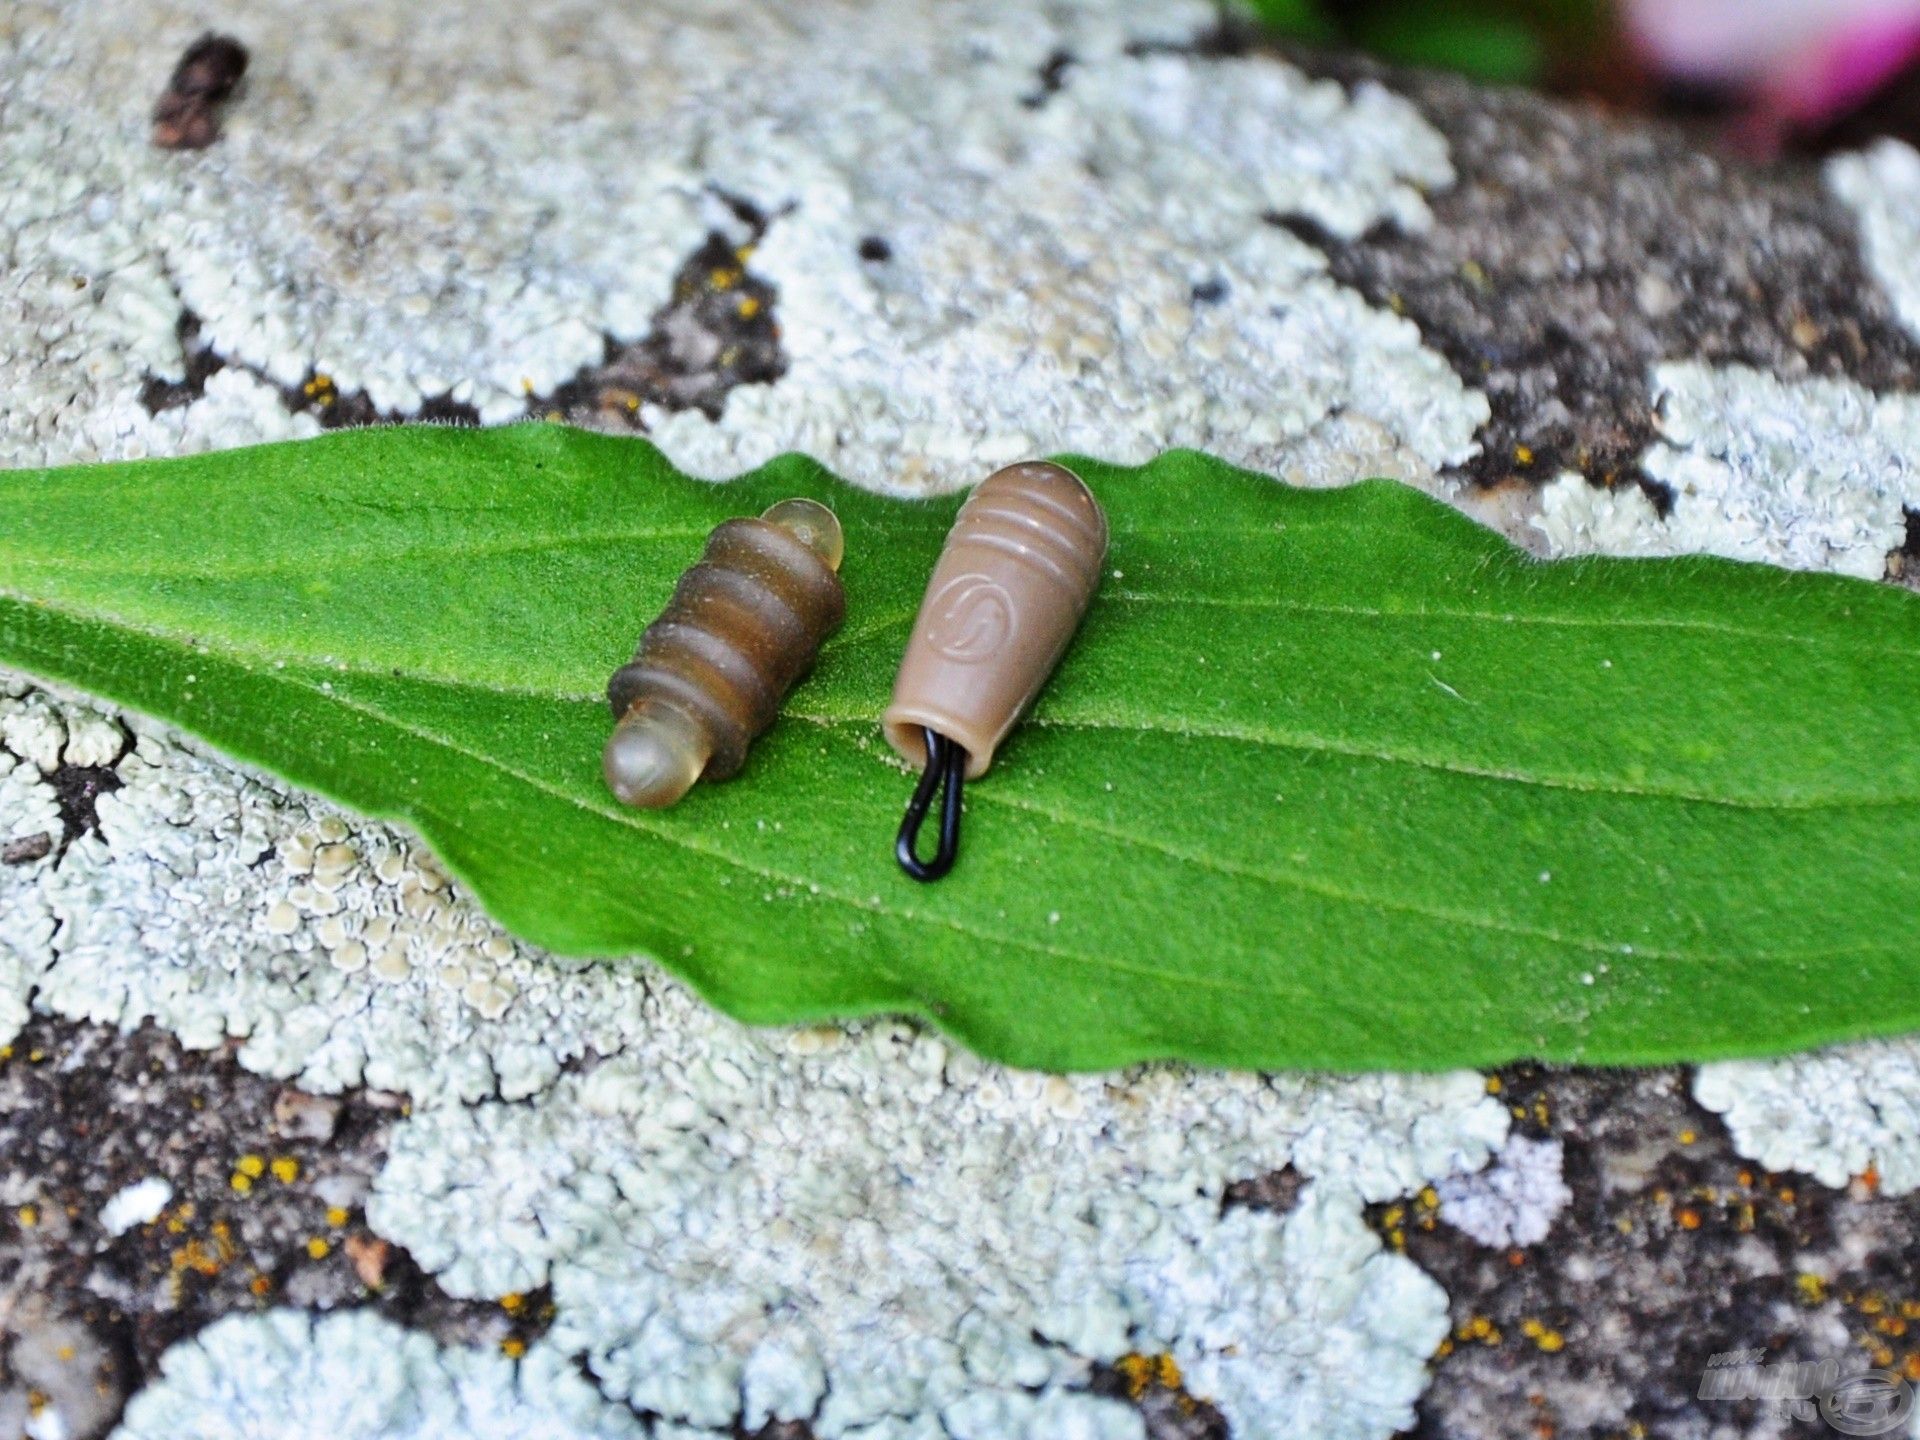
1;0;1483;487
1531;470;1670;558
111;1309;648;1440
0;733;62;1048
368;1005;1492;1438
99;1175;174;1237
1435;1133;1571;1248
1829;137;1920;344
940;1389;1145;1440
1695;1041;1920;1195
1535;364;1919;577
33;714;658;1106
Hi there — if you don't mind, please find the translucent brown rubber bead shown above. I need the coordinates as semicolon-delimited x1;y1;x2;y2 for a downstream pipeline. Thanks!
884;461;1107;778
604;499;845;808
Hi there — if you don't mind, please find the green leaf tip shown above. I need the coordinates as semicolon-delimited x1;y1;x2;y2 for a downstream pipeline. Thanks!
3;424;1918;1073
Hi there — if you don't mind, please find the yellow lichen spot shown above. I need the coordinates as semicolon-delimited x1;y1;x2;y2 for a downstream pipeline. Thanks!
171;1239;219;1277
1434;1337;1454;1359
1872;1345;1896;1369
1795;1273;1828;1306
501;1337;528;1359
500;1292;527;1315
1676;1208;1701;1231
325;1206;350;1228
306;1237;330;1261
737;295;761;319
520;377;535;394
1520;1320;1566;1353
229;1173;253;1195
1514;445;1534;466
27;1049;45;1063
236;1154;266;1179
1382;1205;1405;1229
55;1345;75;1363
1615;1215;1633;1234
0;1045;12;1061
270;1156;300;1184
1677;1129;1697;1146
1417;1186;1439;1210
17;1204;38;1227
1902;1300;1920;1320
1461;259;1489;288
1903;1352;1920;1384
1115;1353;1154;1399
1462;1315;1499;1343
709;268;739;291
249;1273;273;1297
1875;1316;1907;1337
734;244;756;263
1737;1169;1754;1187
1485;1075;1502;1094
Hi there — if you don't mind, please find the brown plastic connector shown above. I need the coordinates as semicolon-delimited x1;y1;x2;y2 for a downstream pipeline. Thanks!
885;461;1108;776
603;499;844;808
885;461;1107;879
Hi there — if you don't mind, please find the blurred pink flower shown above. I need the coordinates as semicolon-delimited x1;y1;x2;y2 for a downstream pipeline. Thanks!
1624;0;1920;149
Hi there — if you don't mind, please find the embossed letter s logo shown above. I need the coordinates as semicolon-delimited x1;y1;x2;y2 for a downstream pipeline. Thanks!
924;575;1015;662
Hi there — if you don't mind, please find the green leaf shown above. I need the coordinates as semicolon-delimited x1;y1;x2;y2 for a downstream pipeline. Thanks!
1356;6;1546;86
3;427;1918;1071
1232;0;1335;42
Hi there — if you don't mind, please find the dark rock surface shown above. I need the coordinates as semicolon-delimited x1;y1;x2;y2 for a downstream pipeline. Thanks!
1287;46;1920;509
0;1017;539;1438
1389;1066;1920;1440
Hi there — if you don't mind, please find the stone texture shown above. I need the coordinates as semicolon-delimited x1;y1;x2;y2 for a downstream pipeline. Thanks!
3;1;1920;1436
